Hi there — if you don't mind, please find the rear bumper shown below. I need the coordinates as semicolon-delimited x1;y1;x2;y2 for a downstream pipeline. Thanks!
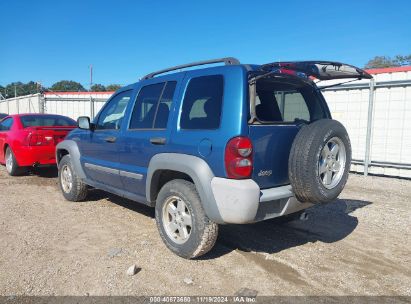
210;177;313;224
14;146;57;167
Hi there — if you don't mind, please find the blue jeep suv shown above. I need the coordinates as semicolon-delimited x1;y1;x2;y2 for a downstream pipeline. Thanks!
56;58;372;258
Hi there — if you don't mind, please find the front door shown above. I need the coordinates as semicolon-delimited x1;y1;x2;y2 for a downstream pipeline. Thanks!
0;117;13;162
79;90;132;189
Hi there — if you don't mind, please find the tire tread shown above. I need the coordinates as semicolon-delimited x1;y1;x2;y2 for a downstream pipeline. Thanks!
155;179;218;259
288;119;351;203
58;155;88;202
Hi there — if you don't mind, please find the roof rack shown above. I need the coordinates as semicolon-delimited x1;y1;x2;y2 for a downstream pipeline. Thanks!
141;57;240;80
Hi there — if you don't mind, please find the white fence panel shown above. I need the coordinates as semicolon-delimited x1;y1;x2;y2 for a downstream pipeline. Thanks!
94;101;106;117
323;88;370;162
45;99;93;120
0;94;41;114
371;86;411;164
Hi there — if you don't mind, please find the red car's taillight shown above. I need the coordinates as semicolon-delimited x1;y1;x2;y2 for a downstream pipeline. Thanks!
225;136;253;179
27;134;53;146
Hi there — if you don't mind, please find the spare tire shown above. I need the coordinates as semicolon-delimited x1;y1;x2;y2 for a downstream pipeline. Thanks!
288;119;351;203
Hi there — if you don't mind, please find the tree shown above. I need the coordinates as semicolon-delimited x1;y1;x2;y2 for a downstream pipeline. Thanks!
364;54;411;69
90;84;106;92
50;80;86;92
105;84;122;91
364;56;399;69
2;81;40;98
393;55;411;66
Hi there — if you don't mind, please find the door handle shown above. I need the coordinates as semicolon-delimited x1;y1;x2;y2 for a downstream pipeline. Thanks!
150;137;166;145
104;136;117;143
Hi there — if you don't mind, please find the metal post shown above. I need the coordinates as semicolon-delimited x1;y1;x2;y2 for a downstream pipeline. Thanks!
364;78;375;176
90;64;93;91
90;96;95;119
280;92;285;117
39;94;45;114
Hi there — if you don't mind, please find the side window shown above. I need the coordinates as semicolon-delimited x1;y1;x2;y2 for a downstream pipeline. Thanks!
180;75;224;130
274;91;310;122
96;91;132;130
129;81;176;129
154;82;176;129
0;118;13;131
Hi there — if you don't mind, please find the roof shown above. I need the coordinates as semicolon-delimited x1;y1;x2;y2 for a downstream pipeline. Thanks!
365;66;411;75
7;113;74;117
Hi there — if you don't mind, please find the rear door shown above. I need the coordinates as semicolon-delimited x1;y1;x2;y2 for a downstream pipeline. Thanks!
117;74;183;198
79;90;132;188
249;78;329;189
260;61;372;80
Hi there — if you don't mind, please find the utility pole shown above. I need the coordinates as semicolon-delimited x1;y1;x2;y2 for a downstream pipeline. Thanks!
89;64;93;91
14;86;17;98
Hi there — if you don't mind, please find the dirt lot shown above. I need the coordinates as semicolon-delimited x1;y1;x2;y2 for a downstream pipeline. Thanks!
0;165;410;296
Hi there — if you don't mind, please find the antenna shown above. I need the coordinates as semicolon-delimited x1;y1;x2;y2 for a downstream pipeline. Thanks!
89;64;93;90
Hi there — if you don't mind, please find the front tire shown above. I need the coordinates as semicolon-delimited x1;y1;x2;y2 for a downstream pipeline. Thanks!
58;155;88;201
155;179;218;259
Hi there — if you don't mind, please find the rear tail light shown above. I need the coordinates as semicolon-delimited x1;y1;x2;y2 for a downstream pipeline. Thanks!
225;136;253;179
27;134;53;146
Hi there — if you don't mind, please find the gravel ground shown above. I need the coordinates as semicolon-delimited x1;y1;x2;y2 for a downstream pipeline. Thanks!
0;166;410;296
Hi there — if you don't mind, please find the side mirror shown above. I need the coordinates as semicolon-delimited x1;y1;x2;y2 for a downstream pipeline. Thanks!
77;116;93;130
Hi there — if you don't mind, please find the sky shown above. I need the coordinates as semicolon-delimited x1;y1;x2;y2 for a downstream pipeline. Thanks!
1;0;410;88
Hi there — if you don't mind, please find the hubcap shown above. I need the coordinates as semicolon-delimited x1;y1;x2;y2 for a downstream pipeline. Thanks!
61;165;73;193
5;150;13;173
162;196;192;244
318;137;346;189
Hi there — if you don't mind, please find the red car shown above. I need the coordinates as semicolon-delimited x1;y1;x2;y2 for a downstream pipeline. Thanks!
0;114;77;175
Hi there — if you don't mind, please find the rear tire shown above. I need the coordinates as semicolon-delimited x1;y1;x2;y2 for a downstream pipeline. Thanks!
5;147;26;176
155;179;218;259
58;155;88;201
288;119;351;203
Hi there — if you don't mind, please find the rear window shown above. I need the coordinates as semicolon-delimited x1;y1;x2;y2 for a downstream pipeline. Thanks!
253;79;325;123
20;115;76;128
180;75;224;130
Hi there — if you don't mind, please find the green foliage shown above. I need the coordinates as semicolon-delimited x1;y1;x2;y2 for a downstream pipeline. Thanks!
90;84;106;92
364;56;398;69
1;81;41;98
105;84;122;91
393;55;411;66
1;80;123;99
50;80;86;92
365;54;411;69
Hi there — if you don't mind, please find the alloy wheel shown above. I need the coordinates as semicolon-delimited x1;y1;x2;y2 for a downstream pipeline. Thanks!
162;195;192;244
61;165;73;193
318;137;347;189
